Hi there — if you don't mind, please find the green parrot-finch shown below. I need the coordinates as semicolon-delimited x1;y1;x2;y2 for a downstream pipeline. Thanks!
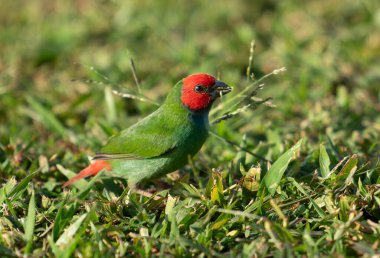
63;73;231;189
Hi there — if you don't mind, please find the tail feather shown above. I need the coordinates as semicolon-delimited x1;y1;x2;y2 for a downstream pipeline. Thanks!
63;160;111;187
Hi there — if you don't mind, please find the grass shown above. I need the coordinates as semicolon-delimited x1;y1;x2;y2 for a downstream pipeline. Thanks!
1;0;380;257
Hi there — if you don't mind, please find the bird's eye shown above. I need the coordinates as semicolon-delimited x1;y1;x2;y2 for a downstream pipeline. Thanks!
194;84;206;93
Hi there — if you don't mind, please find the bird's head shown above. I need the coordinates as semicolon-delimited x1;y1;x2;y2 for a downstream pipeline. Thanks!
181;73;232;111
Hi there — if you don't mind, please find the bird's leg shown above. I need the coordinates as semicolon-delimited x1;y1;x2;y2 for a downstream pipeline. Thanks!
134;189;162;200
151;179;171;190
128;181;163;201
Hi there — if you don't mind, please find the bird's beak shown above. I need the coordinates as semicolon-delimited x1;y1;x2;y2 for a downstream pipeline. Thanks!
210;80;232;98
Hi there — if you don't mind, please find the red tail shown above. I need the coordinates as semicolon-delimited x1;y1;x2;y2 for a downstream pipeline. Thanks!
63;160;111;187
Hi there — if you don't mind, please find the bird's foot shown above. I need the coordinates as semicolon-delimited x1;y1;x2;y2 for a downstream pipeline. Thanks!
133;189;163;201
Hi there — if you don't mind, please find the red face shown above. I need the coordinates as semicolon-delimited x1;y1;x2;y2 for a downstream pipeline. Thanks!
181;73;231;111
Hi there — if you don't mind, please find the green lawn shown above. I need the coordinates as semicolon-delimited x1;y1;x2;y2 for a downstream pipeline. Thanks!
1;0;380;257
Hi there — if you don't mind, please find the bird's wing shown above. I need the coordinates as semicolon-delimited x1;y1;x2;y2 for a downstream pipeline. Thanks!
93;109;183;160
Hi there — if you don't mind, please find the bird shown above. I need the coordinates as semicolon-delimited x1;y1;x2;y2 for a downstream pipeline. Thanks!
63;73;231;190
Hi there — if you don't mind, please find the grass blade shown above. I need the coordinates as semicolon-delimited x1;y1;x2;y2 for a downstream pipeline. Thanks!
25;96;67;137
48;236;63;258
288;178;326;218
7;170;39;199
262;139;303;194
104;86;117;124
56;213;87;247
74;171;104;200
24;190;36;255
319;144;330;178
